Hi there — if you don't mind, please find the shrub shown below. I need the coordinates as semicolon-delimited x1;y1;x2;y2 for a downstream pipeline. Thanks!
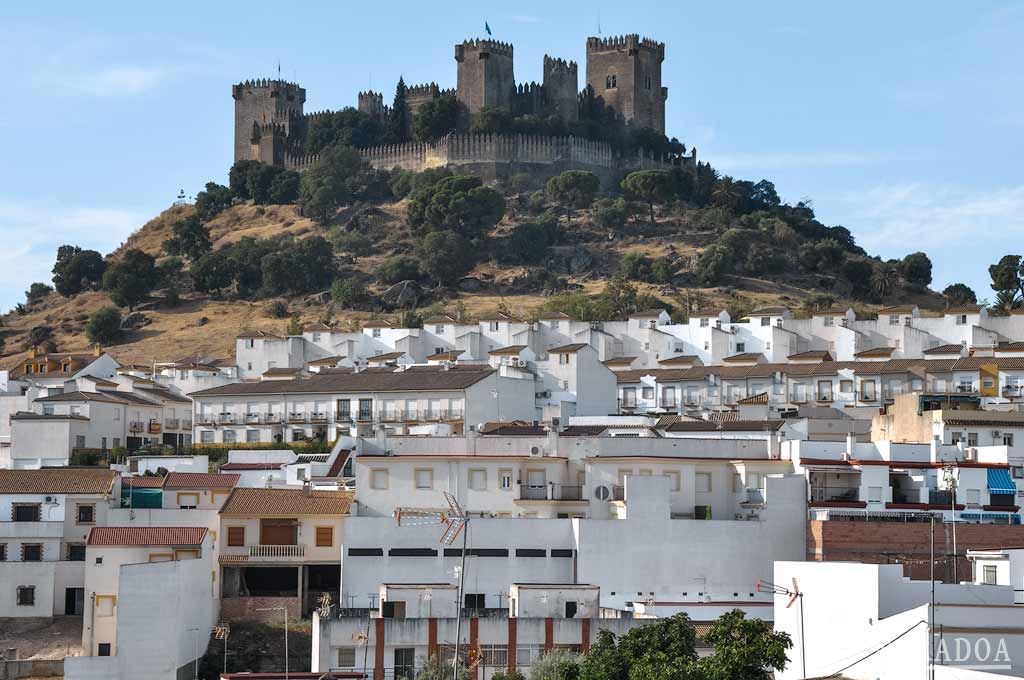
591;198;627;232
25;282;53;304
194;182;233;220
266;300;289;318
416;230;474;286
86;306;122;345
330;278;367;308
376;256;422;284
102;249;158;311
329;229;374;257
407;175;505;238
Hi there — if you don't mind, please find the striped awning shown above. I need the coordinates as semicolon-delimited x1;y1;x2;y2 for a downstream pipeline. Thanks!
987;468;1017;495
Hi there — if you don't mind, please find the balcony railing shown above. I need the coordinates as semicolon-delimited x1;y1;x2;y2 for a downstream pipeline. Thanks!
611;485;625;501
310;412;329;423
287;413;308;423
248;544;305;558
196;415;215;426
356;411;374;422
165;418;180;430
181;419;192;430
810;486;860;503
128;421;145;433
1003;387;1023;398
245;413;262;424
217;414;236;424
519;484;548;500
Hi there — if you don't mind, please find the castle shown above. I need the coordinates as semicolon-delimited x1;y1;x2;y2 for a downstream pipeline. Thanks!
233;34;694;179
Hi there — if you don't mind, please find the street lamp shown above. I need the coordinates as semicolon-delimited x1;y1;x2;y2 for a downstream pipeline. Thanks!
256;606;289;679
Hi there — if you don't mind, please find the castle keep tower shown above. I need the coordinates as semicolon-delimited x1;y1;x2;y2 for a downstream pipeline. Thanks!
232;79;307;163
357;90;385;123
585;35;666;133
454;39;515;114
542;56;579;123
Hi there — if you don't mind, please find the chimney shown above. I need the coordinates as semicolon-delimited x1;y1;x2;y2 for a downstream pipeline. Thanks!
28;346;37;358
845;431;856;459
93;343;103;357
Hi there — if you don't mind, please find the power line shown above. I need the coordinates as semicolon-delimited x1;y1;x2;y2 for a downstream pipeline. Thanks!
804;619;927;680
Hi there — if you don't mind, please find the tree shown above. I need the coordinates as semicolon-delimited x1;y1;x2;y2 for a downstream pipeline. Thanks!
530;650;581;680
329;229;374;257
507;217;558;264
86;306;122;345
163;215;212;262
191;250;234;295
407;175;505;238
194;182;233;220
26;325;55;352
870;264;900;301
52;246;107;296
25;282;53;304
942;283;977;307
299;146;373;224
414;96;461;142
268;170;301;204
416;230;474;286
330;278;367;309
416;653;470;680
619;251;654;281
696;610;791;680
260;237;336;296
592;198;627;233
841;258;874;297
580;614;698;680
900;252;932;291
546;171;600;222
305;107;384;153
385;77;411;144
102;249;158;311
695;245;734;286
377;256;422;284
711;175;743;212
989;255;1024;306
621;171;675;223
228;160;261;199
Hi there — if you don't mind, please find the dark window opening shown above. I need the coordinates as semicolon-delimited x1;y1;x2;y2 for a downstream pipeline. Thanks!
222;566;298;598
551;549;574;558
389;548;438;557
464;593;486;609
348;547;384;556
67;544;86;561
515;549;546;557
565;601;578;618
16;586;35;606
13;504;41;522
22;544;42;561
98;643;111;656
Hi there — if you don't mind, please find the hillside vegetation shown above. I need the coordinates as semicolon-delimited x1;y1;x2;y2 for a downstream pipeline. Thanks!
4;99;1003;370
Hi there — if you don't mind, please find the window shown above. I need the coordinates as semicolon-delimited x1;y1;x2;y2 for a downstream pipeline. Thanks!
222;429;237;444
967;433;979;447
464;593;486;609
0;544;5;561
245;429;260;443
861;380;877;401
337;647;357;668
358;398;373;420
736;343;745;353
983;564;998;585
951;432;963;445
500;468;513;490
823;316;834;327
372;328;381;338
13;504;40;522
700;318;709;328
435;325;445;334
16;586;35;606
760;316;770;326
605;74;617;89
74;435;86;448
469;469;487;491
1012;466;1024;479
227;527;245;547
517;645;545;667
414;469;434;489
177;493;199;510
965;489;980;505
840;380;854;393
622;387;637;408
695;472;712;493
644;74;652;90
489;321;500;332
1003;433;1014;447
817;380;833;401
67;544;86;561
312;332;321;342
868;486;882;503
371;469;389;490
642;387;654;400
22;544;42;561
315;527;334;547
200;431;214;443
956;314;968;325
98;643;111;657
733;473;744;493
665;471;680;491
559;353;569;365
480;644;508;667
76;504;95;525
704;341;710;351
888;314;900;326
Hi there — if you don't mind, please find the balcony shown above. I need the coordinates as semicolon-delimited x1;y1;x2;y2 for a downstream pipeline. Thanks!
220;544;307;563
217;413;236;425
244;413;262;424
128;421;145;433
1003;386;1023;398
519;484;547;500
287;413;308;424
165;418;180;430
516;484;584;502
356;411;374;422
810;485;864;507
335;412;353;423
0;520;65;539
310;413;329;423
181;418;193;429
611;485;625;501
196;415;215;426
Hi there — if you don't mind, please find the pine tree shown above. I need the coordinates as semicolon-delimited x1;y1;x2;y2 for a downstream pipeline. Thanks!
386;77;410;144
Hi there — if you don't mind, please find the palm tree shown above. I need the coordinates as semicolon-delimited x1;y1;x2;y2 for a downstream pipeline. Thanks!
992;289;1023;314
870;265;899;301
711;176;742;211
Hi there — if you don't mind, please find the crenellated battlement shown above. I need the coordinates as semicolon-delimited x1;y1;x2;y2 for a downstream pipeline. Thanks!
586;34;664;56
407;82;441;98
543;55;578;74
454;39;514;60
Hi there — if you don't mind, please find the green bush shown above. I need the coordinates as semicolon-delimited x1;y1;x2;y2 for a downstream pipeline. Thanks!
330;278;367;308
329;229;374;257
86;307;122;345
377;256;422;284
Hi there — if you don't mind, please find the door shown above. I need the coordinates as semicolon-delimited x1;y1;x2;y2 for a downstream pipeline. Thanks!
525;469;546;500
394;647;415;680
65;587;84;615
259;519;298;545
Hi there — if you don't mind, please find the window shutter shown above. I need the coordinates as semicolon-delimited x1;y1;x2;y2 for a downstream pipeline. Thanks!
316;527;333;547
227;526;245;547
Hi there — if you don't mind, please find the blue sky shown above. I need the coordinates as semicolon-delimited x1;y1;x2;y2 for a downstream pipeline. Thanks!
1;1;1022;312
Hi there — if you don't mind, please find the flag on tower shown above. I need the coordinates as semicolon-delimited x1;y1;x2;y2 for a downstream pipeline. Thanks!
485;21;492;36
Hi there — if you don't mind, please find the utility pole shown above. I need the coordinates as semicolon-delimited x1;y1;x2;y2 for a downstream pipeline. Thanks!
930;514;936;680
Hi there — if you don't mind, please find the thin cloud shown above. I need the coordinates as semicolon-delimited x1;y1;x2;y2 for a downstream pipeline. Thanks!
709;150;888;172
75;65;169;97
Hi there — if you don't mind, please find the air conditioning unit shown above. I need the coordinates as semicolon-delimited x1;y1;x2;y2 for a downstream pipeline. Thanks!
535;391;551;399
529;446;544;457
44;496;55;503
991;430;1001;438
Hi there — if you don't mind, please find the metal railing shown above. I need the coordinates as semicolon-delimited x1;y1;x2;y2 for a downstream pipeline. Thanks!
217;414;236;424
128;421;145;433
519;484;547;500
810;486;860;503
248;544;305;558
165;418;180;429
287;413;308;423
611;485;625;501
181;419;192;430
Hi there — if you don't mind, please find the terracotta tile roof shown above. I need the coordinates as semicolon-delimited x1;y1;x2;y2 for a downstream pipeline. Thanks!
478;311;516;322
658;355;699;366
87;526;208;546
489;345;527;356
220;487;355;516
0;469;116;495
190;366;495;397
788;351;833;361
603;356;637;366
855;347;896;358
361;320;393;328
426;350;464;361
995;342;1024;352
367;352;405;362
944;305;983;314
812;307;852;316
9;352;103;378
722;352;764;363
547;343;590;354
218;462;286;471
136;387;192;404
480;421;547;436
163;472;240;489
423;315;457;324
878;305;918;314
325;450;352;477
538;311;573;320
666;420;784;432
944;418;1024;428
303;323;332;332
737;392;770;405
237;330;283;339
307;356;343;366
924;344;966;355
34;390;128;404
263;367;303;376
687;310;725;318
748;307;788;316
10;411;89;421
122;475;166;488
559;425;608;437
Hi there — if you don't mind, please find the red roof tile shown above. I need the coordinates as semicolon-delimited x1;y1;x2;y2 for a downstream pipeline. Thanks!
163;472;239;489
87;526;208;546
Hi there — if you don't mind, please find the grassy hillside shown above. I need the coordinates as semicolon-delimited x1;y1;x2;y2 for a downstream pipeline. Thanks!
0;184;945;372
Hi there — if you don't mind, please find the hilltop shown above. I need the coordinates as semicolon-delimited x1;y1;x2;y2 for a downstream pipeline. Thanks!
0;166;949;371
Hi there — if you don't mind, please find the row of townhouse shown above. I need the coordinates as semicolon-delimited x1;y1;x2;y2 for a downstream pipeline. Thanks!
230;305;1024;380
613;355;1024;416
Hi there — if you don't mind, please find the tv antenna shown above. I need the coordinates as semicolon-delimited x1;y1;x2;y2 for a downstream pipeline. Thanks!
396;492;469;680
757;579;805;679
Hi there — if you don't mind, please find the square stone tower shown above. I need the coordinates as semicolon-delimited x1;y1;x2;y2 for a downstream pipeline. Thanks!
454;39;515;114
542;56;579;123
585;35;666;133
232;79;306;163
